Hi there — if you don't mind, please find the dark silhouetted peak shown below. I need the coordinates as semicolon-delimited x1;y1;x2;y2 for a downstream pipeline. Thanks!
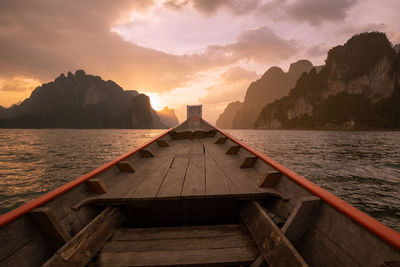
326;32;395;80
75;69;86;78
394;44;400;53
157;106;179;127
216;101;242;129
126;90;139;97
288;60;313;77
262;66;284;79
231;59;313;129
0;71;167;129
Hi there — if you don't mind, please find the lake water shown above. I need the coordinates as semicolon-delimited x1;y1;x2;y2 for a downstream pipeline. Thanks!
0;129;399;231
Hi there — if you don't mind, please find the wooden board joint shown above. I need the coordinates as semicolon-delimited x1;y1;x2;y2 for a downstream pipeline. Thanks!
85;179;108;194
117;161;135;173
29;207;71;251
226;145;241;155
259;171;281;188
240;156;257;168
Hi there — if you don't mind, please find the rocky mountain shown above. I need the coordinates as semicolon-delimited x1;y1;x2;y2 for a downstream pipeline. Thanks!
157;107;179;128
0;70;167;129
228;60;313;129
216;101;242;128
256;32;400;130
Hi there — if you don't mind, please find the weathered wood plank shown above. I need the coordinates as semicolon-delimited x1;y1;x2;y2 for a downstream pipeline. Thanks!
111;224;242;241
204;150;230;195
29;207;71;251
240;200;309;267
259;171;282;188
43;207;125;267
85;179;108;194
98;246;258;266
130;156;175;199
181;154;205;196
281;196;321;245
102;234;255;252
157;156;190;198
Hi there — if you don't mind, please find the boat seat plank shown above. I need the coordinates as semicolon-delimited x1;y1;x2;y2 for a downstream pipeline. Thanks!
110;224;242;241
98;247;258;266
98;224;258;266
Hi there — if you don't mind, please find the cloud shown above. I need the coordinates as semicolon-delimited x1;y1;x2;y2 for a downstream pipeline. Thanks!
220;66;258;82
0;77;41;92
305;43;329;58
258;0;358;26
207;26;299;63
0;0;236;94
199;66;259;123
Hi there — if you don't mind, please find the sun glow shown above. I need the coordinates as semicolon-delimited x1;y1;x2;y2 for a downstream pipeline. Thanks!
145;92;164;111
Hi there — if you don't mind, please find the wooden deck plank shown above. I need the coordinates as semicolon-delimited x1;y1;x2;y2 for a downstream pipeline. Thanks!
202;140;263;194
157;152;191;198
181;154;205;196
102;235;255;252
98;246;258;266
111;225;242;241
204;150;231;195
202;139;284;198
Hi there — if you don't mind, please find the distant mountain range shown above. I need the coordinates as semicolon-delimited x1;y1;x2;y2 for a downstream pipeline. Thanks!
0;70;179;129
217;32;400;130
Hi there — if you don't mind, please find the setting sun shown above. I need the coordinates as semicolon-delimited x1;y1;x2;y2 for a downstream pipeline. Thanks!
145;92;164;111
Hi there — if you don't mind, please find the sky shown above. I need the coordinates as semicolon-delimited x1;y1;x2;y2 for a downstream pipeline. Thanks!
1;0;400;123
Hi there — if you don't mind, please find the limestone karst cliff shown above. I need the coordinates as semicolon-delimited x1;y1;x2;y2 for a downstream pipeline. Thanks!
216;60;313;129
256;32;400;130
0;70;167;128
216;101;242;129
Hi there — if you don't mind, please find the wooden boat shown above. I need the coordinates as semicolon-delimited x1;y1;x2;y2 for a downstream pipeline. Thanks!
0;105;399;267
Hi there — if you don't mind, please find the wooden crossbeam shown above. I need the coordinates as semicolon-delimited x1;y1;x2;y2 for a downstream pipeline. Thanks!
139;149;154;158
226;145;241;155
258;171;281;188
215;137;228;144
281;197;321;245
29;207;71;251
157;139;170;147
43;207;125;267
250;255;268;267
240;156;257;168
240;201;308;267
117;161;135;172
85;179;108;194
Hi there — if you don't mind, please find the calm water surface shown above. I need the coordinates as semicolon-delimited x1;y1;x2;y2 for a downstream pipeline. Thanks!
0;129;399;231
